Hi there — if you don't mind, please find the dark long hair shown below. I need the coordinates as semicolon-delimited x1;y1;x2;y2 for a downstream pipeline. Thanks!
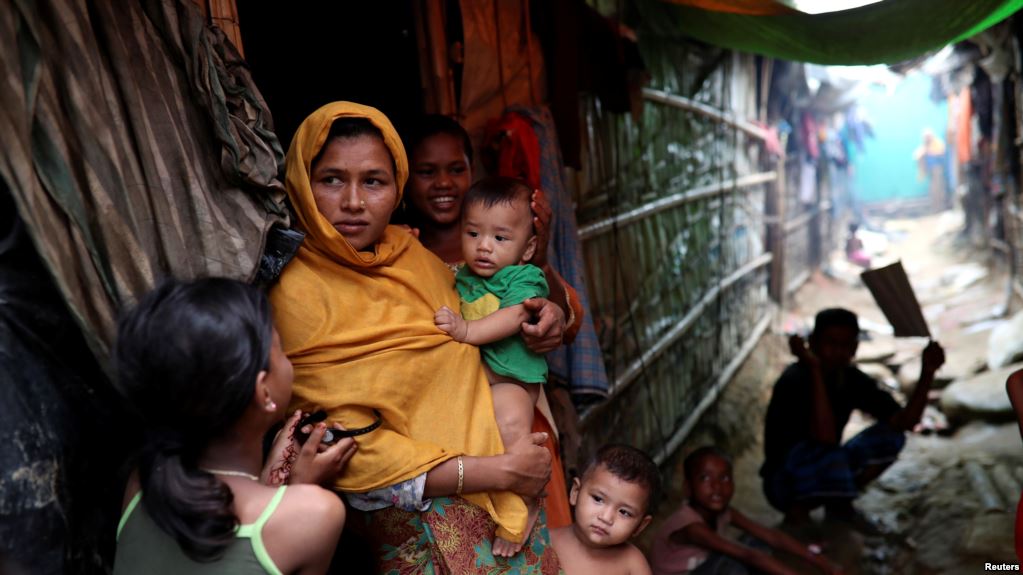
114;278;273;561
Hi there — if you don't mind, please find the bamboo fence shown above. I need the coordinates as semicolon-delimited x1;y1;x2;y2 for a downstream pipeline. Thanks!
574;47;779;462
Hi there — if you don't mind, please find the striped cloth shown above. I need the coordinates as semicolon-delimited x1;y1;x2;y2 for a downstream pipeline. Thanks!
0;0;288;363
509;106;609;399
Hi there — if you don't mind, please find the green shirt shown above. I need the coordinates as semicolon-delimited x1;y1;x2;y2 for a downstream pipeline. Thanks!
113;486;287;575
455;264;549;384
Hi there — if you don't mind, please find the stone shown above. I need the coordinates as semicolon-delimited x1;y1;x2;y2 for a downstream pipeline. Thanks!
940;363;1023;424
962;513;1016;559
988;312;1023;370
856;362;896;384
856;337;897;364
897;358;954;392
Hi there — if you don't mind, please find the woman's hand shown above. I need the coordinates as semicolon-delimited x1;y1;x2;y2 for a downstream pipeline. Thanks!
521;298;565;354
530;189;553;268
500;432;552;498
289;423;358;487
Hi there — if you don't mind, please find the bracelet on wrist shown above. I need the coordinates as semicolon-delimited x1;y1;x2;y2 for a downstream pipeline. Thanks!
456;456;464;496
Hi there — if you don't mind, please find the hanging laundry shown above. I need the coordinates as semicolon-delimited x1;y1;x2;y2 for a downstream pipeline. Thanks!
801;110;820;159
800;160;817;205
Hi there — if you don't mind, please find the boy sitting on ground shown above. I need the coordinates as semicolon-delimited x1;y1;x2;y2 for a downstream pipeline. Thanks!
649;446;842;575
762;308;944;530
551;444;658;575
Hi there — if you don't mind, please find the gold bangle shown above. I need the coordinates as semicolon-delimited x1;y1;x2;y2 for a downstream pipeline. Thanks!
456;456;464;496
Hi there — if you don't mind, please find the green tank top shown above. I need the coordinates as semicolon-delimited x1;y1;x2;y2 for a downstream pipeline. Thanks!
113;485;287;575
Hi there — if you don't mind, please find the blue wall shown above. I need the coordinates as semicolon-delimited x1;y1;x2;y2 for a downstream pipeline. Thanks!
851;72;948;203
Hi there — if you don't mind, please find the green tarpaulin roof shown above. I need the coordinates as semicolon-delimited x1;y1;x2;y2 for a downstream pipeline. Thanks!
639;0;1023;65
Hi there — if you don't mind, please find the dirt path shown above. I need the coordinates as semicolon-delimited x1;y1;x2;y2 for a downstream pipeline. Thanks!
800;212;1019;573
643;211;1021;574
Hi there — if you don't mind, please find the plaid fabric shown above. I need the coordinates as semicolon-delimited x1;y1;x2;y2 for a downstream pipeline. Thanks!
763;424;905;511
508;106;609;399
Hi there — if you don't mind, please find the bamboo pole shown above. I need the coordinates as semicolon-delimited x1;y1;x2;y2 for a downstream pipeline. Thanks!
579;172;777;240
766;155;786;305
653;310;773;465
580;252;773;427
643;88;768;141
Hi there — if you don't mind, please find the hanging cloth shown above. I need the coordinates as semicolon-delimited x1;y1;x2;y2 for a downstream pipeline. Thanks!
506;106;611;399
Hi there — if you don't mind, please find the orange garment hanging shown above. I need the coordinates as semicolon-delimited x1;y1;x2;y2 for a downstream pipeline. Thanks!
957;86;973;165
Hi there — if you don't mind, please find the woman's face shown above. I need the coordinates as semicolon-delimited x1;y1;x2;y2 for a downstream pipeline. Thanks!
407;133;472;226
311;135;398;252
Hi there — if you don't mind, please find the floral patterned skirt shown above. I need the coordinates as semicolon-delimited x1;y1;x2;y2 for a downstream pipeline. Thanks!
352;496;562;574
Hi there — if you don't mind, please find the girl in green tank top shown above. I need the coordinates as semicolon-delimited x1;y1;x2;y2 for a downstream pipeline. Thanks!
112;278;354;574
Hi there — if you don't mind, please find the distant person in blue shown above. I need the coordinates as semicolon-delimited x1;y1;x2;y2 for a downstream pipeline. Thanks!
761;308;944;531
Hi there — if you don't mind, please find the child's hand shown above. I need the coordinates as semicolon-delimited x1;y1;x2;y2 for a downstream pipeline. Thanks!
435;305;469;342
788;334;819;367
921;340;945;375
289;422;357;487
261;409;304;486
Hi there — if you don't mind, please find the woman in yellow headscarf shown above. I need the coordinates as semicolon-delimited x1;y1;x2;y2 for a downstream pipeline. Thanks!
270;102;562;573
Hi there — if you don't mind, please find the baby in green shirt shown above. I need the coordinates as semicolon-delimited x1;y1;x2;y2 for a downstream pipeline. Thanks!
435;176;549;556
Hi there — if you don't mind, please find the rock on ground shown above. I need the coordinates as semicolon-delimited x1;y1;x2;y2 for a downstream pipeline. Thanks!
989;311;1023;370
940;363;1022;424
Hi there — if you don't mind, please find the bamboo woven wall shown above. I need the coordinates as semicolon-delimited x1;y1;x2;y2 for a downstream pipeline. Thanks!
574;46;774;462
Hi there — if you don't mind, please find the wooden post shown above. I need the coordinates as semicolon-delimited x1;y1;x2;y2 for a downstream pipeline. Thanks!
766;155;786;306
810;154;825;269
195;0;244;57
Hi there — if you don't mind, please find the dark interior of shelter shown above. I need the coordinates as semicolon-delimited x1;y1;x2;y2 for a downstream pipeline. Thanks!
5;0;1023;573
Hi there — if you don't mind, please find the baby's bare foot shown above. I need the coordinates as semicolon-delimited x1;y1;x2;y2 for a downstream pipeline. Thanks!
493;498;541;557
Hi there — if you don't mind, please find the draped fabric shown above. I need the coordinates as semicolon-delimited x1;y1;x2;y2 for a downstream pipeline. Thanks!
641;0;1023;65
510;106;611;399
271;101;529;543
0;0;287;363
660;0;795;15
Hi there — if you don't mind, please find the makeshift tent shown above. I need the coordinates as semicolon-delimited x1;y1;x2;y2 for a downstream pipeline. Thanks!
0;0;287;572
0;0;288;363
641;0;1023;64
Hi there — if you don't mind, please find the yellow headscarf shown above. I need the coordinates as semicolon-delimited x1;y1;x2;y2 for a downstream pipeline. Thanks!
271;102;527;542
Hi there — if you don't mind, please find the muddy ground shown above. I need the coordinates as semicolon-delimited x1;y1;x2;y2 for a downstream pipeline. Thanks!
638;211;1021;574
